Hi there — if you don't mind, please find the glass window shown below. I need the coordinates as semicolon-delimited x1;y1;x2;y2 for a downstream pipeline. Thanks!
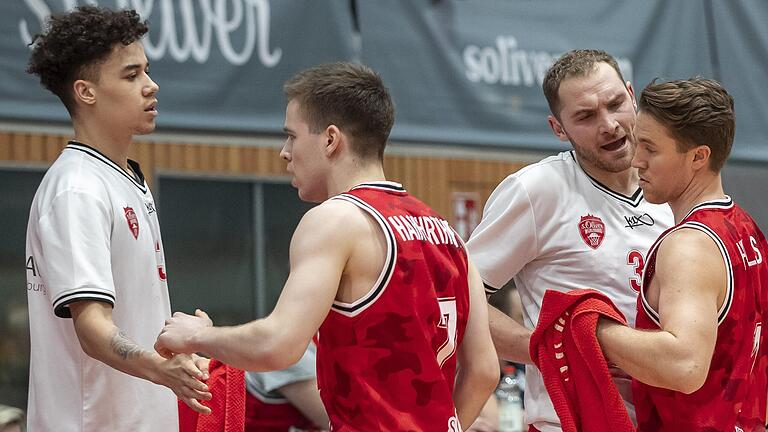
157;178;313;324
0;169;44;409
158;178;256;325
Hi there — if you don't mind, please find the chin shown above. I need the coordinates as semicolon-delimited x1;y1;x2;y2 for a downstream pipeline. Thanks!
641;190;666;205
135;125;156;135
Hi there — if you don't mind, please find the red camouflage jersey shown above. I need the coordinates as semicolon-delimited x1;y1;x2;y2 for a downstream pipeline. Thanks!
316;181;469;432
634;197;768;432
244;391;320;432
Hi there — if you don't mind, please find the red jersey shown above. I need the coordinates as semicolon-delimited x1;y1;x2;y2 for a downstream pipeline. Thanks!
634;198;768;431
244;391;319;432
316;182;469;432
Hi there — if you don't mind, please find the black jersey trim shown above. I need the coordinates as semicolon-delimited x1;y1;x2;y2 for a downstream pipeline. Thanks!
329;194;397;316
640;222;734;327
66;141;147;193
350;181;405;193
683;196;733;220
53;291;116;318
483;282;500;296
569;151;644;207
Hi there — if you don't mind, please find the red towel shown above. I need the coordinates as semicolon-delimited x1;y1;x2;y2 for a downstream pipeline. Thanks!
179;359;246;432
529;289;635;432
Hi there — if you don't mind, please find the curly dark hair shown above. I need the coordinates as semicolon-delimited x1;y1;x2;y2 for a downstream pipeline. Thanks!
27;6;148;115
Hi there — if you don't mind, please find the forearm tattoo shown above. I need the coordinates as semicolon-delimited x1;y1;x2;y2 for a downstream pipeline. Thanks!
109;328;149;360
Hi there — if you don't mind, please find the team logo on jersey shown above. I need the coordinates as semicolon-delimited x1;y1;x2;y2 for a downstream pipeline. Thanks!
124;207;139;239
578;214;605;249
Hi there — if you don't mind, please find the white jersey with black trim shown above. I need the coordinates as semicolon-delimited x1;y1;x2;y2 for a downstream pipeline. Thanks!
25;141;177;431
467;151;674;432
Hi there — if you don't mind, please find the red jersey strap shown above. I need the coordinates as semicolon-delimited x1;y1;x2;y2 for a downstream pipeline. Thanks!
329;192;397;317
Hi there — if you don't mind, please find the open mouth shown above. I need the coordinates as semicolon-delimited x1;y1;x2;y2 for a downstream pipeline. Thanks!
601;136;626;152
144;102;158;113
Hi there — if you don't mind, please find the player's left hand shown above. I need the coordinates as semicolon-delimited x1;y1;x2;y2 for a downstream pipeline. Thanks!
155;309;213;357
191;353;211;381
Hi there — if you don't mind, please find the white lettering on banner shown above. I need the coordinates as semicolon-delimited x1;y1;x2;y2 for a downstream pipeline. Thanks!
463;35;633;87
20;0;282;67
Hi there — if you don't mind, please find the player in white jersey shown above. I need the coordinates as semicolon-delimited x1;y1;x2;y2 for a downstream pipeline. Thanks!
25;6;210;431
467;49;674;432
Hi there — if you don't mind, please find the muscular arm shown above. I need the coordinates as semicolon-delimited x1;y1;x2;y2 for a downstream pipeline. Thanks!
279;378;329;430
69;301;212;413
156;202;354;371
597;229;724;393
488;304;532;364
454;261;501;429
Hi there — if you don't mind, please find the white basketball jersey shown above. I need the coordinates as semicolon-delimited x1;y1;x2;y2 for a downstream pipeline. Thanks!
26;142;177;431
467;151;673;432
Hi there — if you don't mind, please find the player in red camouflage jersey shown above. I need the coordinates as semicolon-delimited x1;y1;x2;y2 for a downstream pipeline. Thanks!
597;78;768;431
156;62;499;431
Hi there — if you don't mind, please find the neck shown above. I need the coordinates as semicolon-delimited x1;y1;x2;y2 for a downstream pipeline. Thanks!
575;155;639;196
669;173;725;224
327;161;387;197
72;115;133;170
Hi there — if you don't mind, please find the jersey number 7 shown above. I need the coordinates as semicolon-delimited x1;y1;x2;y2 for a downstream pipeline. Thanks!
436;297;458;367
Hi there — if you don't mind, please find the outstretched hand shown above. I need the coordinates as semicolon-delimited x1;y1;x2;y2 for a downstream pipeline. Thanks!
155;352;213;414
155;309;213;358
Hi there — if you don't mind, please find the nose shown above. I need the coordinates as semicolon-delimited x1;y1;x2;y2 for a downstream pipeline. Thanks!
279;144;290;162
145;76;159;96
598;112;620;136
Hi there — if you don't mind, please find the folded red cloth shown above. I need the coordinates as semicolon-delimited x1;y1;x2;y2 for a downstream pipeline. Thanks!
179;358;246;432
529;289;635;432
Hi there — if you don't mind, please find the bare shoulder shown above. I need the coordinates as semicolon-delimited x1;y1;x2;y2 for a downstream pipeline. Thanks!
657;227;721;261
655;227;727;296
292;198;373;245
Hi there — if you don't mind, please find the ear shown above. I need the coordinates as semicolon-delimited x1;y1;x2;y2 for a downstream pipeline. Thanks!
324;124;342;157
691;145;711;171
547;115;568;142
626;81;637;110
73;79;97;106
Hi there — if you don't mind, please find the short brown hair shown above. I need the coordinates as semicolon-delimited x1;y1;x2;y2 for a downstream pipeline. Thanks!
639;78;734;172
284;62;395;162
543;49;626;118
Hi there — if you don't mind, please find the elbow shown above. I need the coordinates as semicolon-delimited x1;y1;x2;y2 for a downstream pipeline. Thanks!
663;360;708;394
466;355;501;395
483;361;501;393
78;339;97;359
247;334;306;372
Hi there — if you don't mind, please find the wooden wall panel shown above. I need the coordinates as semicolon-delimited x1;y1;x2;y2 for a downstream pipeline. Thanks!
1;131;528;224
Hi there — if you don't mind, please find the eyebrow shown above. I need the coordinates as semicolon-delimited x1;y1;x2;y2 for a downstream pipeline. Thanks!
283;127;294;134
607;93;625;104
122;62;149;73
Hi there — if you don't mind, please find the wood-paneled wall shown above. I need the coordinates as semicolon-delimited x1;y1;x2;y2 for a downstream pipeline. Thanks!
0;131;529;221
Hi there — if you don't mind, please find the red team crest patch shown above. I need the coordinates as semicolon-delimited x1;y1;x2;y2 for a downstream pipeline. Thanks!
578;214;605;249
124;207;139;239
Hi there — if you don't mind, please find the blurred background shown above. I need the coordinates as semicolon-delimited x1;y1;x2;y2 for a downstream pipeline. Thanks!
0;0;766;410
